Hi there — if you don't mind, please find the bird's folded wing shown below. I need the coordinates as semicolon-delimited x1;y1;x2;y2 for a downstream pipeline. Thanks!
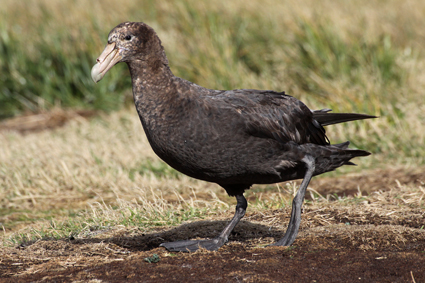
208;89;329;146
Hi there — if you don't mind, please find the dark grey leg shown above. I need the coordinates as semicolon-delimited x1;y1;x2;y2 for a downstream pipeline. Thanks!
160;194;248;252
271;155;315;246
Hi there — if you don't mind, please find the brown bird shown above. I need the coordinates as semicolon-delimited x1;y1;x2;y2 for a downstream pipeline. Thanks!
91;22;375;252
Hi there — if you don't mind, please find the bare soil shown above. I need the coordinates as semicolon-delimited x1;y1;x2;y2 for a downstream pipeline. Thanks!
1;169;424;282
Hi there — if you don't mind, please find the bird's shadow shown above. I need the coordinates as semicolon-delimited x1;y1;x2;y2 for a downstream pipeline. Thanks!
69;219;283;252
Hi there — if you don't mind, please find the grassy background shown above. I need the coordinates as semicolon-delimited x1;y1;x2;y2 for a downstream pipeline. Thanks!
1;0;425;244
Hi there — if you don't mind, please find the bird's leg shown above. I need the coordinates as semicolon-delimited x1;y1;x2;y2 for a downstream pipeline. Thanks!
271;155;315;246
160;194;247;252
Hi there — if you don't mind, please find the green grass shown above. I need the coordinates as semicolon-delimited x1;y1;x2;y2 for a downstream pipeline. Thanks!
288;22;403;98
2;199;227;246
0;25;131;119
129;159;182;181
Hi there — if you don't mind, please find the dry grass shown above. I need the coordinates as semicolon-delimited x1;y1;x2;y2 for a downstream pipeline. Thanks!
0;109;223;209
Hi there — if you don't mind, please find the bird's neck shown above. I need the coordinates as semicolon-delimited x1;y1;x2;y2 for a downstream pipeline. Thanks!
127;58;174;101
126;57;197;137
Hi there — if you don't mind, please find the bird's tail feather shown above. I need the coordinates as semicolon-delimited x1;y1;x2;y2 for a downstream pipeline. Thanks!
313;109;377;126
333;141;370;166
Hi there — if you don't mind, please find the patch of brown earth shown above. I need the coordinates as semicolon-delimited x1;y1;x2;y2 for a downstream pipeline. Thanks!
0;108;96;134
308;166;425;197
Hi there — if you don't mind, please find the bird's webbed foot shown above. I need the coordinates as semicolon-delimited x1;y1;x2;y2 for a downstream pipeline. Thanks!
160;238;224;252
160;193;248;253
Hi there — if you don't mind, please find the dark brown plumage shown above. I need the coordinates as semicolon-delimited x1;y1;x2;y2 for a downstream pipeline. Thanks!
92;22;375;252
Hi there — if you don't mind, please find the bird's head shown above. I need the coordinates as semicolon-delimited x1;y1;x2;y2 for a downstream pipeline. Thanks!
91;22;160;83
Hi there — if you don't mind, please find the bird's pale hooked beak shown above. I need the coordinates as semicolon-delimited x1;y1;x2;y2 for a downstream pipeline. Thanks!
91;42;123;83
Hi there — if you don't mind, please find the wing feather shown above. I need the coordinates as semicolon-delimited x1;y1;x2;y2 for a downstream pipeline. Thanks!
207;89;329;146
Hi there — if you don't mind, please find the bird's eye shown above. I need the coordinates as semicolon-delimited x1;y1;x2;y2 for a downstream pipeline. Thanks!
125;35;132;41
